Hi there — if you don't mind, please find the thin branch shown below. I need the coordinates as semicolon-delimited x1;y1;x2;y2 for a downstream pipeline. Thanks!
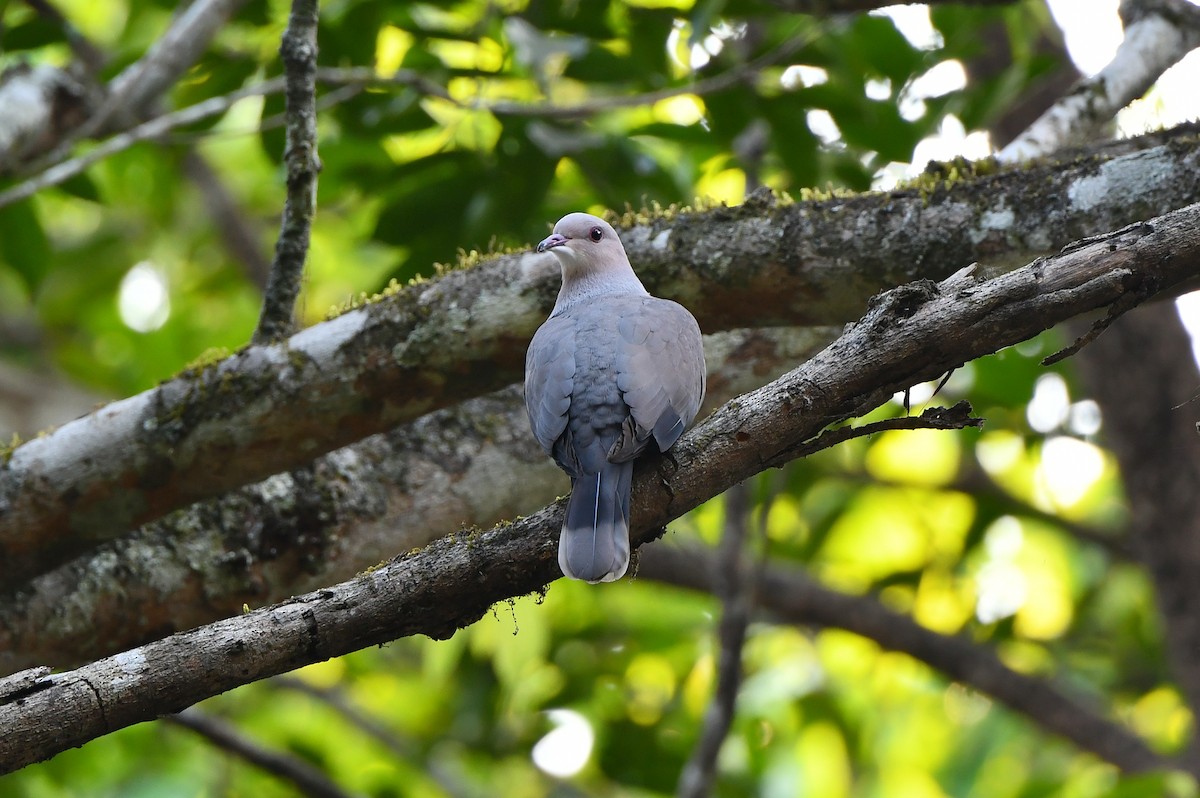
769;0;1017;12
638;545;1175;776
773;401;984;467
253;0;320;343
3;199;1200;773
273;678;413;758
21;0;107;73
163;709;353;798
3;137;1200;587
677;482;755;798
999;0;1200;161
16;0;248;174
445;33;812;119
0;79;285;210
272;678;472;798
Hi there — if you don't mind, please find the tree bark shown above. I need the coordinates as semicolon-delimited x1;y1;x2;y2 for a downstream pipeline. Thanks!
1072;300;1200;757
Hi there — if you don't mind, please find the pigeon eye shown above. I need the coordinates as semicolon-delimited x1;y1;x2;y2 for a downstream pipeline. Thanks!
589;226;603;242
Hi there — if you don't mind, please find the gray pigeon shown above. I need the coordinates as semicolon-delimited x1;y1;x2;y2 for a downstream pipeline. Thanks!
525;213;706;582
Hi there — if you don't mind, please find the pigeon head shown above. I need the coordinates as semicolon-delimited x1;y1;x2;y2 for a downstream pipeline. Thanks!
537;213;627;274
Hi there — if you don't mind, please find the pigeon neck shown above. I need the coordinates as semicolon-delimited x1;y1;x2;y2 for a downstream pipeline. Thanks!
552;262;648;314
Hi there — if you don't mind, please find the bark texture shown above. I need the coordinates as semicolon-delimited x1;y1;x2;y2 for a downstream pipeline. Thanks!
1073;301;1200;759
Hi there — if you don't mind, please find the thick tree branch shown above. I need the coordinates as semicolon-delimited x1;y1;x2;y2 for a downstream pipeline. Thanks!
638;545;1175;776
253;0;320;343
3;200;1199;772
1073;303;1200;750
3;131;1200;586
1000;0;1200;161
0;65;94;175
0;328;831;675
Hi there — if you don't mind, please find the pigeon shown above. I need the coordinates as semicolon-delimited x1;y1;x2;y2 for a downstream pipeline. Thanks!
525;213;706;582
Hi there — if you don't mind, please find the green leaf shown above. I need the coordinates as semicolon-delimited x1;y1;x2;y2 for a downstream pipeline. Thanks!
0;200;51;293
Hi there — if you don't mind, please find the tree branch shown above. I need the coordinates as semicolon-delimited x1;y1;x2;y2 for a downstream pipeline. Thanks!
253;0;320;343
0;64;94;175
3;131;1199;586
0;29;808;207
1073;302;1200;758
677;483;755;798
999;0;1200;161
271;678;472;798
21;0;107;74
163;709;354;798
3;199;1199;772
16;0;248;174
638;545;1176;776
769;0;1017;13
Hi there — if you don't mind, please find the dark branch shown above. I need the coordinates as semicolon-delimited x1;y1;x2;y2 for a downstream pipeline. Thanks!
181;151;271;289
1073;302;1200;766
677;483;755;798
253;0;320;343
772;401;984;467
638;545;1176;776
272;678;472;797
770;0;1017;13
164;709;353;798
21;0;107;73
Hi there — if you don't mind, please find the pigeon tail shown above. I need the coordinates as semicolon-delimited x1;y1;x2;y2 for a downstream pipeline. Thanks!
559;460;633;583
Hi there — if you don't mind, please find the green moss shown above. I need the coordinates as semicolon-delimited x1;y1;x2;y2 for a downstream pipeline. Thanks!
0;432;21;464
326;277;409;319
181;346;232;377
437;241;523;275
895;155;1011;198
325;238;526;321
609;196;732;230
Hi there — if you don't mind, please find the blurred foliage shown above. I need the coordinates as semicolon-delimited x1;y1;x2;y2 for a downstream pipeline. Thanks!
0;0;1190;796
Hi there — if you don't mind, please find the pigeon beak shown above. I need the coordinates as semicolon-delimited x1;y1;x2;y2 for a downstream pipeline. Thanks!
537;233;568;253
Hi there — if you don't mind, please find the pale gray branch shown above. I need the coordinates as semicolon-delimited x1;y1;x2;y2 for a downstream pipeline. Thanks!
1000;0;1200;161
